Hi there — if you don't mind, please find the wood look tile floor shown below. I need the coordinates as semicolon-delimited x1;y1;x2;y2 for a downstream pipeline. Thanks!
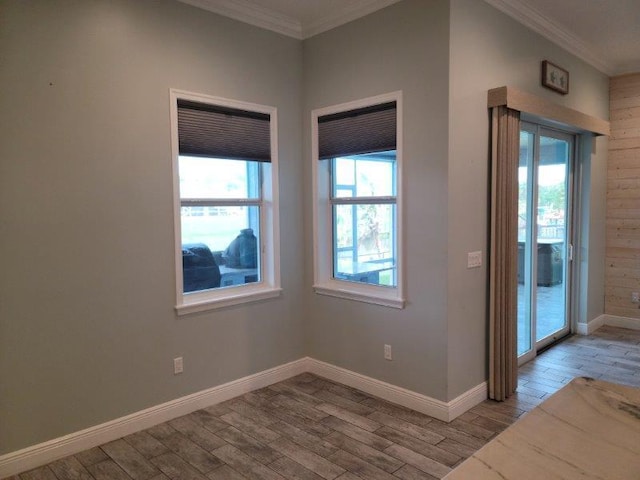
8;326;640;480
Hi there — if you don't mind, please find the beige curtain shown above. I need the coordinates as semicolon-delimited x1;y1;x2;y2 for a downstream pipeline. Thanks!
489;106;520;401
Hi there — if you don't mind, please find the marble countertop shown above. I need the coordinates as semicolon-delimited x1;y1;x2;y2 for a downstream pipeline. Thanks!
444;377;640;479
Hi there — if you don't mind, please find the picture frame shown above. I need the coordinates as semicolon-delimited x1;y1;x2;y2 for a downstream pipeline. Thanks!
541;60;569;95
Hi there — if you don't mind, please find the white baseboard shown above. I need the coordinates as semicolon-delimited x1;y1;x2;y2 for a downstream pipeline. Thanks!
602;314;640;331
0;356;488;478
306;358;487;423
577;314;640;335
447;382;489;421
0;358;308;479
576;314;606;335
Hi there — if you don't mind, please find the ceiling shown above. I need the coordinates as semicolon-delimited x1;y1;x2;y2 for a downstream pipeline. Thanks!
179;0;640;76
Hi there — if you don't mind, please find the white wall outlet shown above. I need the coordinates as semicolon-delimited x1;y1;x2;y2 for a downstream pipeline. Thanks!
632;292;640;304
384;344;392;361
174;357;184;375
467;251;482;268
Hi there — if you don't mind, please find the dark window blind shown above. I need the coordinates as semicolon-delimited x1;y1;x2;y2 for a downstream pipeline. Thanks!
177;99;271;162
318;101;396;160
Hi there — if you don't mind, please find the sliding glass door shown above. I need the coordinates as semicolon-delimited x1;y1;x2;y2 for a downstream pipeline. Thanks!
518;123;574;362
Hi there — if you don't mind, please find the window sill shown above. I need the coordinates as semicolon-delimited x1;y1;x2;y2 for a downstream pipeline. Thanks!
176;286;282;315
313;280;405;309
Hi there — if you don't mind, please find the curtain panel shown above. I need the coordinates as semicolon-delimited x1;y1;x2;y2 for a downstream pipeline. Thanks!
489;106;520;401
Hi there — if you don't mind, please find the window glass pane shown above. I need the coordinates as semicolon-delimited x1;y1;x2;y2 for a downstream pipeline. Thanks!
334;204;354;249
354;204;394;262
355;157;395;197
332;204;396;287
181;206;260;293
334;158;355;186
332;152;395;198
335;188;354;198
179;156;260;199
336;250;352;263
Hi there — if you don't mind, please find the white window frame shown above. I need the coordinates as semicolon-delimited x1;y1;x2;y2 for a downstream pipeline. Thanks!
170;89;281;315
312;91;405;309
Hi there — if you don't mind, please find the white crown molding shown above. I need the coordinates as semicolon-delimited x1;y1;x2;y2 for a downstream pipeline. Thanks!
483;0;615;76
178;0;402;40
178;0;303;39
302;0;403;39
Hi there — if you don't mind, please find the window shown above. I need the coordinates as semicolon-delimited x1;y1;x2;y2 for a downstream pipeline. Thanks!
170;90;281;314
312;92;404;308
332;154;397;286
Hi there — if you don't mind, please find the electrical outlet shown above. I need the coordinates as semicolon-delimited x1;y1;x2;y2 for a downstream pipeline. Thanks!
632;292;640;304
384;344;392;361
467;251;482;268
174;357;184;375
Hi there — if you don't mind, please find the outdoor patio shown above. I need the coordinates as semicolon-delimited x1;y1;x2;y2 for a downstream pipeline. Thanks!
517;282;566;355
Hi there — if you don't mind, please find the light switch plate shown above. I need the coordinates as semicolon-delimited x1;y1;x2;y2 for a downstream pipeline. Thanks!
467;251;482;268
384;344;392;361
174;357;184;375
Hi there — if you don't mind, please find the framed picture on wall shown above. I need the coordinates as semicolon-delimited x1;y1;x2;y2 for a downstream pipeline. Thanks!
541;60;569;95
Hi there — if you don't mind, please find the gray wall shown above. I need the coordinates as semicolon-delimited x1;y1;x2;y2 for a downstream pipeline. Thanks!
0;0;612;456
0;0;304;454
447;0;610;398
302;0;452;400
585;136;608;324
302;0;610;404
